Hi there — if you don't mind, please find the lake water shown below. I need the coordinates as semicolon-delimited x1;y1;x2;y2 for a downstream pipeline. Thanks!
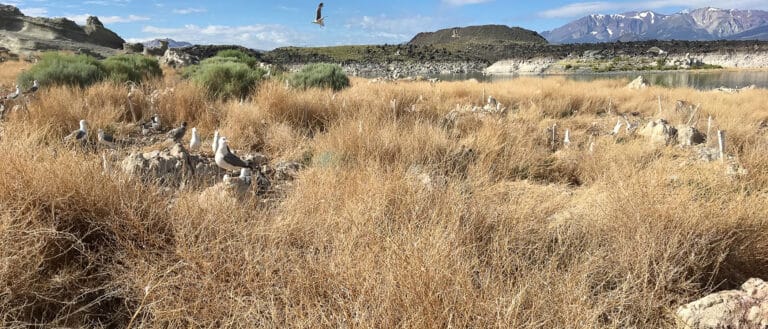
442;70;768;90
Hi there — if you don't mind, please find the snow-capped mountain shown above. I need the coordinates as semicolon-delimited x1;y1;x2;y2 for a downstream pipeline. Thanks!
542;7;768;43
142;38;192;48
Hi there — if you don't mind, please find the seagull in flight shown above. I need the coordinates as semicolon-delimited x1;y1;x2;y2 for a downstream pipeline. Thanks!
312;2;326;27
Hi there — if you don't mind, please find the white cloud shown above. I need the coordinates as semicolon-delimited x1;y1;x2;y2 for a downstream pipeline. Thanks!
345;15;441;41
19;7;48;16
67;14;150;24
172;7;207;15
540;0;768;18
442;0;494;6
82;0;132;6
138;24;307;50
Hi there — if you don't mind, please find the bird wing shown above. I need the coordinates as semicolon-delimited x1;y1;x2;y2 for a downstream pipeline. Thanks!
316;4;322;20
103;133;115;143
224;151;250;168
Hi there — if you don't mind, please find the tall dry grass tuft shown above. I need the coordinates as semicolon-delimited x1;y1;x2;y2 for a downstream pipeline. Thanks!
2;67;768;327
0;124;173;326
256;81;342;132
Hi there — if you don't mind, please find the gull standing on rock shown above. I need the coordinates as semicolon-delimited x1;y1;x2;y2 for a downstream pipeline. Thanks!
141;113;161;135
64;119;88;143
5;85;20;100
167;121;187;142
24;80;39;95
97;128;116;148
189;127;201;152
211;129;220;154
215;137;251;172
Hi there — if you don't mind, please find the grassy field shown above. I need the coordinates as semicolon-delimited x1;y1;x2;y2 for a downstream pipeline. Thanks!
1;59;768;328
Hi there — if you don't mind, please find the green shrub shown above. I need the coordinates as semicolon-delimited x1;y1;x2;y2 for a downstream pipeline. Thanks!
102;54;162;83
17;52;105;88
186;61;266;100
289;63;350;92
215;49;259;68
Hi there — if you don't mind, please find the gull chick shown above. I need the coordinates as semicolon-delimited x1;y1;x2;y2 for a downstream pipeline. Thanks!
97;128;117;148
167;121;187;142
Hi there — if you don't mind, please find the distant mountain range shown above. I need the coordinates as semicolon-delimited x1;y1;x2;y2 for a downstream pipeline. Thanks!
142;38;192;48
542;7;768;43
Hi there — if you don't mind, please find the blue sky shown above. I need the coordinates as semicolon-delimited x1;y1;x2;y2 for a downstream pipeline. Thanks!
5;0;768;49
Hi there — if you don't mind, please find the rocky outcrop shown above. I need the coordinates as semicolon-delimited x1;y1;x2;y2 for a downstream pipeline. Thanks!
121;143;218;185
638;119;677;145
82;16;124;49
676;278;768;329
161;48;198;68
0;5;123;57
484;58;558;75
627;76;650;89
676;125;706;146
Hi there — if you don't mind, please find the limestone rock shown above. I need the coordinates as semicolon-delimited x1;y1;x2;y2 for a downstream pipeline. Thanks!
161;48;198;68
676;125;706;146
123;42;144;53
274;161;303;180
143;39;168;56
121;143;218;185
627;75;650;89
242;153;269;168
83;16;125;49
676;278;768;329
637;119;677;145
0;5;123;57
198;179;251;206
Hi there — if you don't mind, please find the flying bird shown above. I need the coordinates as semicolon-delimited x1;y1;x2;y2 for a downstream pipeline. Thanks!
189;127;201;152
312;2;326;27
215;137;251;172
167;121;187;142
64;119;88;143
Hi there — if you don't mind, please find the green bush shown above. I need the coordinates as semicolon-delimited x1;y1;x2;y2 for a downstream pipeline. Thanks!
186;61;266;100
17;52;162;88
289;63;350;92
102;54;162;83
17;52;105;88
215;49;259;68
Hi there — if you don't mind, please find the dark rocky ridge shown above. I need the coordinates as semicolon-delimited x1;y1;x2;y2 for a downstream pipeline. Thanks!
262;40;768;66
409;24;547;46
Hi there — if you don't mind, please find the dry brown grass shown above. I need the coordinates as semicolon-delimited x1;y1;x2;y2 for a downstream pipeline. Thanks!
1;67;768;328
